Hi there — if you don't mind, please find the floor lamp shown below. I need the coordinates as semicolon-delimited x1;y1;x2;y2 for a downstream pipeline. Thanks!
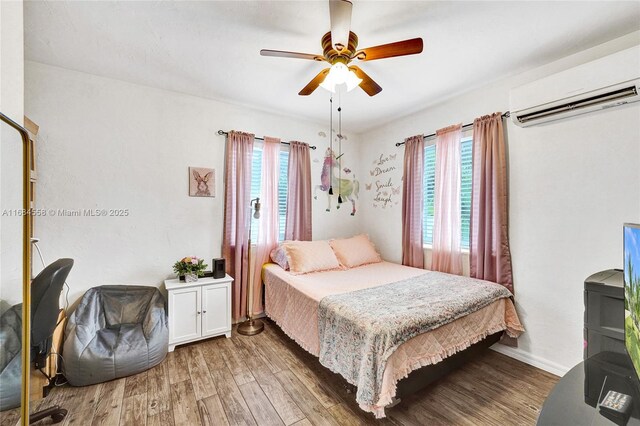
237;197;265;336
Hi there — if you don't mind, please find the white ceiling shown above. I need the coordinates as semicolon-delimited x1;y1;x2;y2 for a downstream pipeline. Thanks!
24;1;640;133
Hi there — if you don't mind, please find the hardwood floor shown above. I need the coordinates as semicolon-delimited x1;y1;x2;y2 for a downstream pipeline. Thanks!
1;320;558;426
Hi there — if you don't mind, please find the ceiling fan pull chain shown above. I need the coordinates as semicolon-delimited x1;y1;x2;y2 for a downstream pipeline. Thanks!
328;95;334;196
337;94;343;206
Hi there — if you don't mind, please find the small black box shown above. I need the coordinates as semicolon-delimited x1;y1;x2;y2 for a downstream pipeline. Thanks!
212;258;226;279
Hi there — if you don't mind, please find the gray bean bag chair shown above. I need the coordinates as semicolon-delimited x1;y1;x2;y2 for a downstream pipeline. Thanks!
63;285;168;386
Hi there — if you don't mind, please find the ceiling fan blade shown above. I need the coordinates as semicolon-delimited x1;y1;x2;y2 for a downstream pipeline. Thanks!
299;69;331;96
260;49;324;61
349;66;382;96
356;38;424;61
329;0;352;52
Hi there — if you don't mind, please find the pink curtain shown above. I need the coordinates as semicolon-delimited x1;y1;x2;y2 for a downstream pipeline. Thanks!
285;141;312;241
251;136;280;315
222;131;254;321
432;124;463;275
401;135;425;268
470;113;513;293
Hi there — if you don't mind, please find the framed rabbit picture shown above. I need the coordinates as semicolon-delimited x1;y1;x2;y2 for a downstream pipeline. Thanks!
189;167;215;197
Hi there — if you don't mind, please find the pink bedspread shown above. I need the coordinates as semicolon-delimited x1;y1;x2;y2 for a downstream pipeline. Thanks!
263;261;524;415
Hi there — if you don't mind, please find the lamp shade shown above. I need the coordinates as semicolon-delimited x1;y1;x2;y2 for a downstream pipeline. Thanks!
319;63;362;93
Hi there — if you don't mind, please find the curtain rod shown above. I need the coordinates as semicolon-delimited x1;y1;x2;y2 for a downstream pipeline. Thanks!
394;112;511;147
217;130;317;150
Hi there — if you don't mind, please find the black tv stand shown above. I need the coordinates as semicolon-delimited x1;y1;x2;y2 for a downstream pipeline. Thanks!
585;270;625;359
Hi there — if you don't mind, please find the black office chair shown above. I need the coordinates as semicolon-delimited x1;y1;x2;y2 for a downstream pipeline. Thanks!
29;258;73;424
0;258;74;421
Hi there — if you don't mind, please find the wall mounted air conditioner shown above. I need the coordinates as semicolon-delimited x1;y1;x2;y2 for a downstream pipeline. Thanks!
510;45;640;127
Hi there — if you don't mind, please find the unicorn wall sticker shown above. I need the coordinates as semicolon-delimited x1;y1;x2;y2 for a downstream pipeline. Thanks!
314;148;360;215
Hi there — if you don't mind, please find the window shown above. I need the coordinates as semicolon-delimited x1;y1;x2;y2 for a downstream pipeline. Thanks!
423;145;436;245
278;149;289;240
422;136;473;249
250;143;289;242
460;138;473;249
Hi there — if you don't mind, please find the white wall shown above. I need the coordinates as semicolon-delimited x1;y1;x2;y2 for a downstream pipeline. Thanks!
24;61;364;306
357;32;640;375
0;0;25;305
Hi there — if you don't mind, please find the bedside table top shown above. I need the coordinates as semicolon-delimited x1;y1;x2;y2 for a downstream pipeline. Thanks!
164;274;233;291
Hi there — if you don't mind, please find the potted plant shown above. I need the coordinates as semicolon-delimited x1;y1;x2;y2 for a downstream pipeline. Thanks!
173;256;208;283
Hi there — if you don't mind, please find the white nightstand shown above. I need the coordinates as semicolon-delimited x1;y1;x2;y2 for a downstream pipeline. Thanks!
164;275;233;352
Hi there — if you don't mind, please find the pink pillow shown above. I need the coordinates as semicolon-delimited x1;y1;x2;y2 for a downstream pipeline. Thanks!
270;245;289;270
282;240;341;275
329;234;382;268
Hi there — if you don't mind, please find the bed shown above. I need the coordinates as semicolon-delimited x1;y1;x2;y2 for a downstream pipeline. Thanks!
263;260;523;418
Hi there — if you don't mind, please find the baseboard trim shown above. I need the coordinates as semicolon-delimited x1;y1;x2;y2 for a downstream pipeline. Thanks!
490;344;570;377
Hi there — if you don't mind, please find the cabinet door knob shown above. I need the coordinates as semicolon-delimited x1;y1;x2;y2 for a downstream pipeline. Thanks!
203;310;207;313
197;311;201;315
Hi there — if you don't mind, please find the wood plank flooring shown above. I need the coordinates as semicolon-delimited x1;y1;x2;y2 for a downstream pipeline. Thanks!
0;320;558;426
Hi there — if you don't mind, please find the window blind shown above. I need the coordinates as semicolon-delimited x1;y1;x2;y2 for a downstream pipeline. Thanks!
422;144;436;245
250;146;289;242
249;147;263;242
460;138;473;249
422;137;473;249
278;150;289;241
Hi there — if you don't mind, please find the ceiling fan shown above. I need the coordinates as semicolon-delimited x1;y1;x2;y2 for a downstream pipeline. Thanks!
260;0;423;97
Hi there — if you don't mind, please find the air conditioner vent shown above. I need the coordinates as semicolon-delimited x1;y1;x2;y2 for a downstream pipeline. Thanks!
516;86;638;124
510;46;640;127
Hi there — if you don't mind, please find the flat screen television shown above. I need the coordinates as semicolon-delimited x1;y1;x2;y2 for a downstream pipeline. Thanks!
624;223;640;380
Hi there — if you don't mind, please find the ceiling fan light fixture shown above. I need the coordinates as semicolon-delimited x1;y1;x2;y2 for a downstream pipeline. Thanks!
344;69;363;91
319;63;362;93
262;0;422;97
